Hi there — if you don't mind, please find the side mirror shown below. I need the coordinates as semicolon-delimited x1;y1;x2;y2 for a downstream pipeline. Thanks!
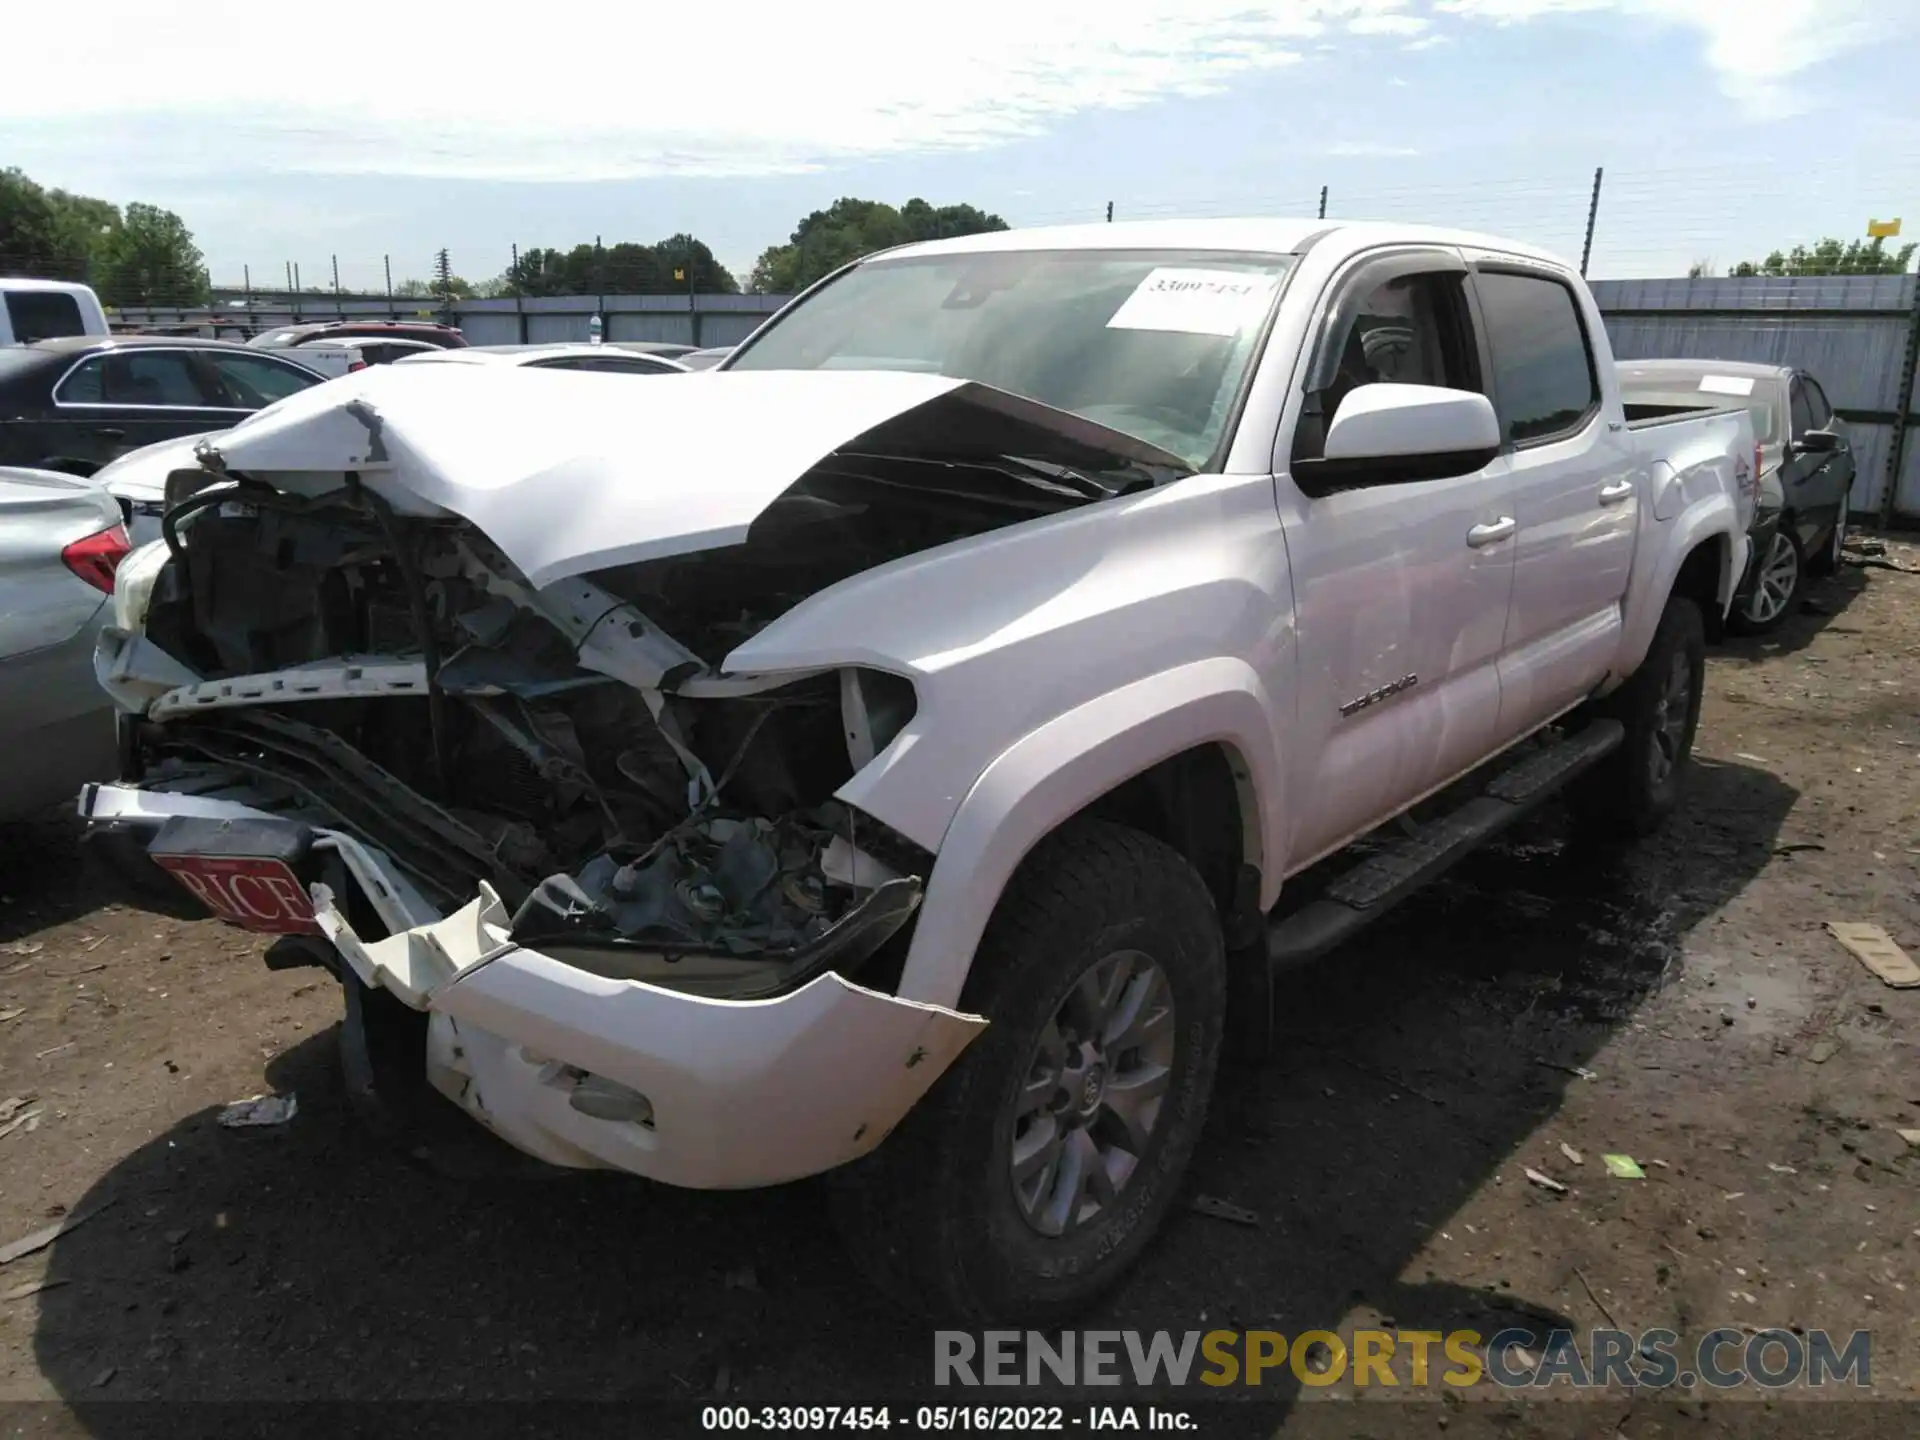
1795;428;1839;454
1306;383;1502;488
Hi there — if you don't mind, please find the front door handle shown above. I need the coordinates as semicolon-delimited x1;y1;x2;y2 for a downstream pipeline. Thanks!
1466;517;1516;548
1598;479;1635;505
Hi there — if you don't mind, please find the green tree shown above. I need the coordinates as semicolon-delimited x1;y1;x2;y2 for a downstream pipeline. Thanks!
395;275;474;300
748;196;1009;293
1729;235;1917;277
93;203;209;306
0;167;121;280
503;236;738;296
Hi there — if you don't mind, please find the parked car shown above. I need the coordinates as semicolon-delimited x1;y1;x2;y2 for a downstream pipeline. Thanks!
289;337;443;376
678;345;733;371
0;467;129;819
79;220;1752;1321
397;342;690;374
0;337;327;480
249;320;467;351
1;279;110;347
1617;360;1854;634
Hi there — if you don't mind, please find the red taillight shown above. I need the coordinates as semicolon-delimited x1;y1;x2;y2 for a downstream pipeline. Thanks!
348;358;367;372
62;523;132;594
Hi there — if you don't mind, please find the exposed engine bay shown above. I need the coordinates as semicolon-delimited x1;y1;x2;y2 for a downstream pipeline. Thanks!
119;432;1163;998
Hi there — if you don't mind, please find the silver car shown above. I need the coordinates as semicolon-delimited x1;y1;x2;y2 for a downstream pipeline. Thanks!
0;468;129;819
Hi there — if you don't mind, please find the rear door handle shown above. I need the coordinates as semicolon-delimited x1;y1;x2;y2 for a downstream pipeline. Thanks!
1598;479;1635;505
1466;517;1516;548
89;426;126;439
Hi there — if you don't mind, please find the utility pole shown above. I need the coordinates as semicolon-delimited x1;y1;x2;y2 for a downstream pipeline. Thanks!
1318;185;1328;220
1106;200;1114;223
591;235;605;343
242;264;253;329
384;254;394;319
433;248;454;327
292;262;303;319
511;242;527;343
1580;166;1604;278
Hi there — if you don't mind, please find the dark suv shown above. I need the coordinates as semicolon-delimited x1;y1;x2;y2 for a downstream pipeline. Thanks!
248;321;467;351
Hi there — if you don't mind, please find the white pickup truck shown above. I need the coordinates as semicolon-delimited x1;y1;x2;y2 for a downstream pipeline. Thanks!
77;220;1753;1322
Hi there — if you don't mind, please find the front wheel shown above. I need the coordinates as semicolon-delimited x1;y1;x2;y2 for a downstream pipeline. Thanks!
1569;594;1705;840
832;820;1227;1324
1728;526;1801;634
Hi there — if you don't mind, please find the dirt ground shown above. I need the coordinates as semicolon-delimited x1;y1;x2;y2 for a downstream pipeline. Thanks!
1;542;1917;1438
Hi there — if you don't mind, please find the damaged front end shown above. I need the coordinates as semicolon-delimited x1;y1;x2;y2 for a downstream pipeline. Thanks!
82;367;1185;1183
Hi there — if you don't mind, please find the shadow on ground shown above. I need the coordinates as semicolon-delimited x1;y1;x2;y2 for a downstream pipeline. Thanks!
1715;564;1868;663
30;760;1797;1426
0;809;107;946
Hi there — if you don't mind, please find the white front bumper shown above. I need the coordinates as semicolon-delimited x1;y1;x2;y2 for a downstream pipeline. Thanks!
82;781;986;1189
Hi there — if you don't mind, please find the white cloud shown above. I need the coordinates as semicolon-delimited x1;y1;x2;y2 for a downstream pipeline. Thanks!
0;1;1414;182
0;0;1907;181
1435;0;1908;116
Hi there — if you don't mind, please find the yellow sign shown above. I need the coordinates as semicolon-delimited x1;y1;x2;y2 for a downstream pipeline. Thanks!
1868;218;1901;238
673;267;686;282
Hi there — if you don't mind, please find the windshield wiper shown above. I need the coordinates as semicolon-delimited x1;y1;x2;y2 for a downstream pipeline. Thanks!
993;454;1156;500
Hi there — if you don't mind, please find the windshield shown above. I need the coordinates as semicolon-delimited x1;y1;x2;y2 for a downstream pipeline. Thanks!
727;248;1294;469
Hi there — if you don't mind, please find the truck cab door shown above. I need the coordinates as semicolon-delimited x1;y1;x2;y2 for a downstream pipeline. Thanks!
1274;249;1518;868
1462;259;1638;737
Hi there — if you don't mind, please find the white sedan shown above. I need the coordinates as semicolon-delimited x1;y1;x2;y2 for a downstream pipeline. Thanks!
396;342;692;375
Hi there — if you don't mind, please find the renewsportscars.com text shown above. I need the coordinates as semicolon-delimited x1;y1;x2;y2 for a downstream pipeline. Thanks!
934;1328;1871;1390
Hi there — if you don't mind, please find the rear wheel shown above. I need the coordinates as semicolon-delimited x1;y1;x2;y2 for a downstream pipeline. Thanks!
1569;595;1705;840
832;820;1226;1324
1728;526;1801;634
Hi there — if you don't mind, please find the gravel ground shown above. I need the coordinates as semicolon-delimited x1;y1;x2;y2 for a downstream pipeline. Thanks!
0;543;1916;1438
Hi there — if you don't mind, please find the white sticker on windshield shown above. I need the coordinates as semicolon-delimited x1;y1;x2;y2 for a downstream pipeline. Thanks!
1106;268;1276;337
1698;374;1756;397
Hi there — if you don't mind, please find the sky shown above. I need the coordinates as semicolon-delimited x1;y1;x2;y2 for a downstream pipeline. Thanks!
4;0;1918;290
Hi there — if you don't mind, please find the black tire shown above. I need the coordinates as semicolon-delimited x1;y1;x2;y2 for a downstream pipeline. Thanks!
831;819;1227;1324
1726;524;1801;635
1568;595;1705;840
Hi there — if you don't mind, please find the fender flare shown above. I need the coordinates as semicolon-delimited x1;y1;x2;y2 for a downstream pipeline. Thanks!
893;657;1283;1010
1606;497;1743;690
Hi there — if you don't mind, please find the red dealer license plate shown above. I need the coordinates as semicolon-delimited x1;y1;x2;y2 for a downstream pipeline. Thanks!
152;854;321;935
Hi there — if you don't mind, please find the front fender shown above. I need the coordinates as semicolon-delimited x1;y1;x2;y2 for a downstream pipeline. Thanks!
893;657;1282;1010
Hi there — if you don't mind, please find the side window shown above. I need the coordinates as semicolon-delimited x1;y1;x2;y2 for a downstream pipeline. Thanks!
1473;271;1600;444
1788;379;1814;439
111;352;214;405
1801;376;1833;429
54;357;107;403
6;291;86;343
206;353;321;407
1294;268;1478;464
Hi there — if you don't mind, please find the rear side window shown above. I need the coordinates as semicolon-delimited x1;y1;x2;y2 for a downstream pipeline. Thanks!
1788;380;1814;438
56;351;214;406
1802;376;1833;429
206;353;320;406
1474;271;1600;444
6;290;86;343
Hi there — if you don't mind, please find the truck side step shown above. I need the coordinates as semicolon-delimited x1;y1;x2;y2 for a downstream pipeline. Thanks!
1266;720;1624;974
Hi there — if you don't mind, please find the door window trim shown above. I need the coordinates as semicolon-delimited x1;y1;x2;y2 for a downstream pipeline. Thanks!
51;347;235;412
1277;244;1480;478
1466;260;1603;451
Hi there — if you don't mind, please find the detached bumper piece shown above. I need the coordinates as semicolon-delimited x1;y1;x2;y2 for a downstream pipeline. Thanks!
315;885;988;1188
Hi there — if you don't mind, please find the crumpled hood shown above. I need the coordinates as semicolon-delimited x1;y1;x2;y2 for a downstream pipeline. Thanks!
95;432;222;504
192;363;1188;589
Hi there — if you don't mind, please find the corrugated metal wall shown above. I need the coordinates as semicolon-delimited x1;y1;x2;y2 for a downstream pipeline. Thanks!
1592;275;1920;521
